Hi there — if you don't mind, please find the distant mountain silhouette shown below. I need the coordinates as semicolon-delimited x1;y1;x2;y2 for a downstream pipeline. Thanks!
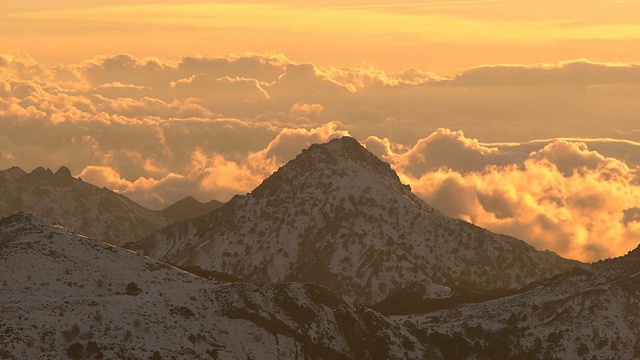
160;196;223;223
0;166;222;245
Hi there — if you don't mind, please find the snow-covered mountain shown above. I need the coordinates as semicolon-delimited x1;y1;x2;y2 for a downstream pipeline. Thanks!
0;166;219;245
404;246;640;359
0;212;441;359
131;136;579;304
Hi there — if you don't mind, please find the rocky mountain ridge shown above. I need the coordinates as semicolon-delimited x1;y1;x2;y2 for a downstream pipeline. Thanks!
132;136;579;304
0;166;220;245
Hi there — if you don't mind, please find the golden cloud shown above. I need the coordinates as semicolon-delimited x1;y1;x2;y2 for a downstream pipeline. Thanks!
386;132;640;262
2;53;640;261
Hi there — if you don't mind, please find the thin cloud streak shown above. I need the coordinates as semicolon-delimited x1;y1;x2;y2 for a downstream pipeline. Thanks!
482;138;640;147
326;0;517;10
6;1;640;74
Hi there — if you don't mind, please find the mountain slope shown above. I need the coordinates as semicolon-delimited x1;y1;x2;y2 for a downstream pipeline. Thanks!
0;212;441;359
0;166;220;245
405;247;640;359
132;136;579;304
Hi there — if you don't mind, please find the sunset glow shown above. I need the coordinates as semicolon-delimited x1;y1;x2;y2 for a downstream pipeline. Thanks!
4;1;640;73
3;1;640;262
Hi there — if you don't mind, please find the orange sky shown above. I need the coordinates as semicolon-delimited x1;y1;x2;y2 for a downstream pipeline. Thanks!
3;0;640;74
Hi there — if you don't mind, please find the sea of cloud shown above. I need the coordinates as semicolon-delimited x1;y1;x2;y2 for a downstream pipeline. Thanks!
1;52;640;262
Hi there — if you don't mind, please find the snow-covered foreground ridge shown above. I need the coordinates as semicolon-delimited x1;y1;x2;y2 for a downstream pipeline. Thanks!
0;212;441;359
133;136;579;304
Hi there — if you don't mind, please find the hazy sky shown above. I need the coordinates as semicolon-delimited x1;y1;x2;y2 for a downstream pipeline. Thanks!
4;0;640;73
2;1;640;262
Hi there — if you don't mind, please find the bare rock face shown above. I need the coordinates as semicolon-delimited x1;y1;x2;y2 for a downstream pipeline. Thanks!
133;136;579;304
0;212;441;360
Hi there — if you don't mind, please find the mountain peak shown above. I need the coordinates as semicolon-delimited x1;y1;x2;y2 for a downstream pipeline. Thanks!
323;135;366;152
23;166;52;182
0;165;171;246
171;195;201;206
135;137;577;303
302;136;387;168
160;195;224;223
53;166;74;187
8;166;75;187
0;166;27;182
54;166;72;178
251;135;411;200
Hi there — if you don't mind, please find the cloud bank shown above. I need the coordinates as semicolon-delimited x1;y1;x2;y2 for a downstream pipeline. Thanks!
1;52;640;262
365;131;640;262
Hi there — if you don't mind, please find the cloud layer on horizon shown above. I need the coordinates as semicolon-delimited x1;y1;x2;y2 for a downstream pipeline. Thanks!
1;52;640;262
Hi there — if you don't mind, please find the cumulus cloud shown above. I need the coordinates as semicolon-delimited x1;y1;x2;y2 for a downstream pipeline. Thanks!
391;128;504;176
289;102;324;120
265;63;353;107
77;165;194;207
384;131;640;262
2;52;640;261
82;53;288;89
70;121;350;208
8;52;640;143
255;122;349;164
530;141;630;178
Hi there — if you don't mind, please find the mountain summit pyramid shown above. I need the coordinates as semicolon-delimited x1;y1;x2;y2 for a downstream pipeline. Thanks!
132;136;578;303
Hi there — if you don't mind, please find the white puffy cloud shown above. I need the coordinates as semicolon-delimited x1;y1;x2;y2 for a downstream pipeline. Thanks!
265;63;353;107
70;121;349;208
82;53;288;89
255;121;350;164
77;165;195;208
390;128;503;176
289;102;324;121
